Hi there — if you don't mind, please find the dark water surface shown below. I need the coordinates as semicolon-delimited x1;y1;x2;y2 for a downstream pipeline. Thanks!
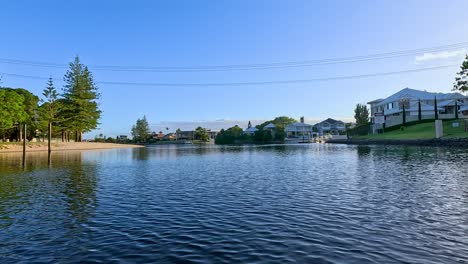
1;144;468;263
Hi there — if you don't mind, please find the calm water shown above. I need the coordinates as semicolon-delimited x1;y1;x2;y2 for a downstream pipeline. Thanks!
1;144;468;263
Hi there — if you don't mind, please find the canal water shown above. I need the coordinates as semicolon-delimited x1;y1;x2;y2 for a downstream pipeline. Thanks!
1;144;467;263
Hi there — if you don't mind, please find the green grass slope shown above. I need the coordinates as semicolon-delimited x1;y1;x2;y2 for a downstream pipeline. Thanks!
358;119;468;140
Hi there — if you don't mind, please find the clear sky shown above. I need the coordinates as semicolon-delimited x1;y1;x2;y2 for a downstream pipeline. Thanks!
2;0;468;137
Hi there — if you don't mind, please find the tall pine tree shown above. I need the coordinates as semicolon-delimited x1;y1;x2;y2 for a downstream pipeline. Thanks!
62;56;101;142
40;77;61;151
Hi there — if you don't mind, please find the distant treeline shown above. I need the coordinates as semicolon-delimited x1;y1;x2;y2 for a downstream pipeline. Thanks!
0;56;101;142
215;116;296;145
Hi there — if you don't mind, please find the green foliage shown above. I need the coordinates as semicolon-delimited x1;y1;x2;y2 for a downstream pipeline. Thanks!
131;116;151;143
256;116;296;130
215;125;246;144
194;126;210;142
38;77;63;134
253;129;273;143
454;55;468;92
354;104;369;125
254;116;296;143
0;89;28;128
358;119;467;140
62;56;101;140
347;124;371;137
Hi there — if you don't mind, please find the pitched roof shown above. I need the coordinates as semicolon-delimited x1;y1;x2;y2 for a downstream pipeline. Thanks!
245;127;258;132
374;88;466;106
314;118;345;127
264;123;276;129
287;122;312;127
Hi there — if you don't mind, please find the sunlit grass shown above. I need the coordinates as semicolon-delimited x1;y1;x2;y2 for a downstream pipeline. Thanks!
358;119;468;140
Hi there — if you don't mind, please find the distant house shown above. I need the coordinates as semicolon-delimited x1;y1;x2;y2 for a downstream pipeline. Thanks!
117;135;128;142
178;131;195;140
177;129;218;140
207;130;219;139
163;133;177;141
244;120;258;135
368;88;468;132
313;118;346;135
285;117;317;143
244;127;258;135
264;123;276;131
151;132;165;140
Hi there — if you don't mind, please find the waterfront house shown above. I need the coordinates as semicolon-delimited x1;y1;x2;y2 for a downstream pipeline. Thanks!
177;129;218;140
163;133;177;141
313;118;346;135
151;132;165;140
177;130;195;140
368;88;467;132
285;117;317;143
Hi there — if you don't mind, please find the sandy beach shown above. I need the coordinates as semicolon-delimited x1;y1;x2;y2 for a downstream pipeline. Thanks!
0;142;143;153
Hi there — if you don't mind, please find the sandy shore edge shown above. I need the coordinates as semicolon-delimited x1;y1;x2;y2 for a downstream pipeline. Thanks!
0;142;144;153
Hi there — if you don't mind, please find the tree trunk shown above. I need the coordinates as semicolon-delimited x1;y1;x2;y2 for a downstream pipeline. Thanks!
62;130;65;142
18;123;22;142
48;122;52;153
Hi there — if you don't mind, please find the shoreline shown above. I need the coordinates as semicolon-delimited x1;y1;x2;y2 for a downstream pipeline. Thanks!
0;142;144;153
326;138;468;148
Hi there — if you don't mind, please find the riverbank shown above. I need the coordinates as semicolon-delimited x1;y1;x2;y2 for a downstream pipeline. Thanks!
327;138;468;148
0;142;143;153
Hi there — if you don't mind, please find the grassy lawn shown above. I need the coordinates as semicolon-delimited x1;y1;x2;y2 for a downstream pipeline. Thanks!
358;119;468;140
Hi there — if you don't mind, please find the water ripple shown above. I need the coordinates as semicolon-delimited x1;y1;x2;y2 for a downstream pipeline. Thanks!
1;145;468;263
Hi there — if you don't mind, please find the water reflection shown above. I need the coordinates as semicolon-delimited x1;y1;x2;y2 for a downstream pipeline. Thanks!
0;151;98;232
1;145;468;263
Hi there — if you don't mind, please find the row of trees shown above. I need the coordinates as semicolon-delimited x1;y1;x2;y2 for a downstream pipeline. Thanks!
215;116;296;144
0;56;101;143
131;115;211;143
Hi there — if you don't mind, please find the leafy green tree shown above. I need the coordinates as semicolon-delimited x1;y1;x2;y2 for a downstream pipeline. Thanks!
0;88;36;141
194;126;210;142
215;125;246;144
454;55;468;92
255;116;296;142
354;104;370;125
254;129;273;143
0;89;27;129
131;116;151;143
62;56;101;142
256;116;296;130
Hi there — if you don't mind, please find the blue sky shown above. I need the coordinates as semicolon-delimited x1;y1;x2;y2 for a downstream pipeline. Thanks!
2;0;468;137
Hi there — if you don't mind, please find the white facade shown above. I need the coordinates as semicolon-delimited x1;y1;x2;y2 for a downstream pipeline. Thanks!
285;122;317;142
368;88;468;130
